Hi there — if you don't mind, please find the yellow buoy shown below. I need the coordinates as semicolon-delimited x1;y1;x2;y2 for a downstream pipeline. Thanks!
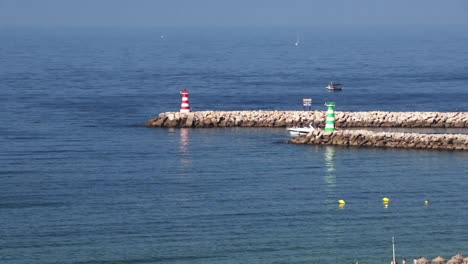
424;200;429;205
382;197;390;203
338;199;346;205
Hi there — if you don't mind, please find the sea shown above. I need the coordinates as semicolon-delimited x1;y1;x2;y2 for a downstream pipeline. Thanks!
0;26;467;264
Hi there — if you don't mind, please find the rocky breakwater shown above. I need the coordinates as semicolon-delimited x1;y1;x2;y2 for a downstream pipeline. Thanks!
146;111;468;128
145;111;325;128
336;111;468;128
290;129;468;150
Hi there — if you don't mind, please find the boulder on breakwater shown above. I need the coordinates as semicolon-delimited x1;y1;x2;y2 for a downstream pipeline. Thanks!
146;111;468;128
290;129;468;150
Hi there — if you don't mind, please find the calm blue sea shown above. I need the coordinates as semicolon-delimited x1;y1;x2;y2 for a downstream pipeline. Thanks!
0;27;467;264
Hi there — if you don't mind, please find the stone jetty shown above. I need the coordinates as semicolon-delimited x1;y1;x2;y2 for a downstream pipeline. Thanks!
290;129;468;150
146;110;468;150
146;111;468;128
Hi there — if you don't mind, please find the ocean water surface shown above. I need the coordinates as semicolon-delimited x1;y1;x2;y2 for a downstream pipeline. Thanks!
0;27;467;263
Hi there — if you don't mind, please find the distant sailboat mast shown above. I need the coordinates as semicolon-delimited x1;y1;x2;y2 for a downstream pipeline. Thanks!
295;33;300;46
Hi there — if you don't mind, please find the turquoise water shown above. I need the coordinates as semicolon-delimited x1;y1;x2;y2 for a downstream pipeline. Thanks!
0;27;467;263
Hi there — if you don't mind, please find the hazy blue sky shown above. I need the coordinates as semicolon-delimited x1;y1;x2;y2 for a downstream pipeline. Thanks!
0;0;467;28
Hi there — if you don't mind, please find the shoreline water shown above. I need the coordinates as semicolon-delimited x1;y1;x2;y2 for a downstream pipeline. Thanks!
3;27;468;264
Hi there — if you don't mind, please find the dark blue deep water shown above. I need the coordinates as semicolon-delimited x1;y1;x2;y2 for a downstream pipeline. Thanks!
1;27;467;264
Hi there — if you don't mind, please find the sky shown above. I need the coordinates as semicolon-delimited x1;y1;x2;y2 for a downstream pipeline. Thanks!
0;0;467;28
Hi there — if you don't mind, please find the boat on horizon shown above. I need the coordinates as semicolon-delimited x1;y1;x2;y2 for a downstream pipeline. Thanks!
295;33;300;46
326;82;343;91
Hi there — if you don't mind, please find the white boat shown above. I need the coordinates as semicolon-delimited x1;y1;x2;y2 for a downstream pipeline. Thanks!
326;82;343;91
286;123;315;137
295;33;300;46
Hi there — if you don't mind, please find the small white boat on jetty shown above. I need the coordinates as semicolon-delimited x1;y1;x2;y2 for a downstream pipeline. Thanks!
326;82;343;91
286;123;315;137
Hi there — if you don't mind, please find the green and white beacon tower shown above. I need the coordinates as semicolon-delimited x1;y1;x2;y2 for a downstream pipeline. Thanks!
324;102;336;131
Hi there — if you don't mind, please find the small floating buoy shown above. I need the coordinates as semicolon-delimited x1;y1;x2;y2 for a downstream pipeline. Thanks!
338;200;346;208
382;197;390;203
424;200;430;205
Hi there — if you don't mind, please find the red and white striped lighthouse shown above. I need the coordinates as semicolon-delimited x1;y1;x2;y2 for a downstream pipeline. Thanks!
180;89;190;113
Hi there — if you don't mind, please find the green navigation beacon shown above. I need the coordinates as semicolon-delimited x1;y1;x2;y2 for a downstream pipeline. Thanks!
324;102;336;131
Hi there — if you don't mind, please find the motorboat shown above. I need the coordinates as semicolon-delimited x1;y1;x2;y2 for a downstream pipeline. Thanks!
326;82;343;91
286;123;315;137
